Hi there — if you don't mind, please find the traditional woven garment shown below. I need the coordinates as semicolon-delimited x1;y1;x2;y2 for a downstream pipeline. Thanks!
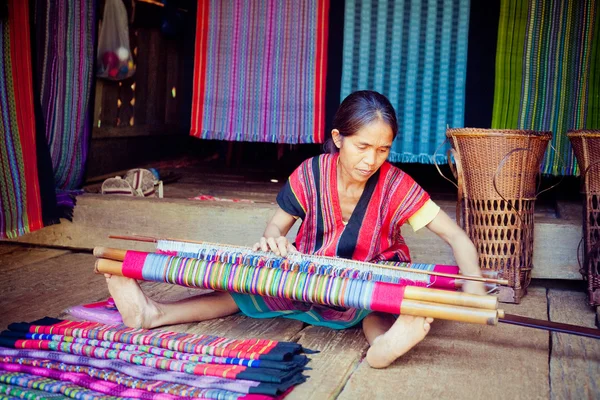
0;372;125;400
0;382;68;400
277;154;432;261
0;333;305;371
340;0;470;163
491;0;600;175
0;357;269;400
190;0;329;143
0;349;286;397
0;366;184;400
33;0;96;189
1;318;310;396
0;0;44;239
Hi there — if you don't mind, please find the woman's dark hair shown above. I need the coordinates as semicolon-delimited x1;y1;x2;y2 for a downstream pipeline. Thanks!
324;90;398;153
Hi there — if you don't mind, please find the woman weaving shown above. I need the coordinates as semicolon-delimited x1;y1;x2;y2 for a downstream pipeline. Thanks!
106;90;486;368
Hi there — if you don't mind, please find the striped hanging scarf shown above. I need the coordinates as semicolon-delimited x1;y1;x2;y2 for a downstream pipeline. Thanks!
0;0;44;239
340;0;470;163
34;0;97;189
491;0;599;175
190;0;329;143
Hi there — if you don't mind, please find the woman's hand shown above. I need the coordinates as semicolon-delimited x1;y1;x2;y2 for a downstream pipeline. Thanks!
252;236;297;257
253;208;299;257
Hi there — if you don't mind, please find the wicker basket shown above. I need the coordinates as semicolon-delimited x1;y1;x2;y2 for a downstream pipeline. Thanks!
446;128;552;303
567;130;600;307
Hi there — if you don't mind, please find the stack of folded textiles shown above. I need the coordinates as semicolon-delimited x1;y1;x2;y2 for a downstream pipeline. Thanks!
0;317;314;399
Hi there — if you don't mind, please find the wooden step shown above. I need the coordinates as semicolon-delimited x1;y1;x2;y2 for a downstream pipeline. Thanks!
6;194;583;280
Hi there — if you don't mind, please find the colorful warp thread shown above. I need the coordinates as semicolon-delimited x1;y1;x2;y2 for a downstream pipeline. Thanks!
190;0;329;143
491;0;600;175
156;240;462;290
1;318;311;396
340;0;470;163
120;251;407;315
0;0;44;238
33;0;97;189
0;349;286;397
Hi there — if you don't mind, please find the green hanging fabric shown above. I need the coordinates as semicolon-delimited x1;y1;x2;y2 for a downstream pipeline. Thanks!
491;0;599;175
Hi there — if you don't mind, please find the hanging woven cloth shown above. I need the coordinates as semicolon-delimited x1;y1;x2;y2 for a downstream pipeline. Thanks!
491;0;600;175
33;0;97;189
190;0;330;144
340;0;470;163
0;0;44;238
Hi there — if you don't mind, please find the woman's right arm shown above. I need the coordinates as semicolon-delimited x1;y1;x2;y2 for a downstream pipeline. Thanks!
252;208;299;256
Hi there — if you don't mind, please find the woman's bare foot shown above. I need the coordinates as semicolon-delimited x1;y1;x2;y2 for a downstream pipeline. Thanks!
105;274;163;329
365;315;433;368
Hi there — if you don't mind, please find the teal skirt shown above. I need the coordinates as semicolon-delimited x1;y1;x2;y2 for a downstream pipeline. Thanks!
231;293;370;330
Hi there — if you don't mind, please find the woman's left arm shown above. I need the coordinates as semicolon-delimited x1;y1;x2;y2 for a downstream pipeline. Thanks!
425;209;486;295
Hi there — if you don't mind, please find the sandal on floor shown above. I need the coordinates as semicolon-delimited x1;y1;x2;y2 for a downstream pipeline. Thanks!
101;176;135;196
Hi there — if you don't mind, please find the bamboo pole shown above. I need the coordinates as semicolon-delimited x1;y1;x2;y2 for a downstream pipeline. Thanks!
404;286;498;310
93;247;127;261
400;299;498;326
105;236;510;286
95;257;500;326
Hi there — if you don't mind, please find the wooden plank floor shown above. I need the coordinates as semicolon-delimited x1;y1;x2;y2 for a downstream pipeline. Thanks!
1;244;599;399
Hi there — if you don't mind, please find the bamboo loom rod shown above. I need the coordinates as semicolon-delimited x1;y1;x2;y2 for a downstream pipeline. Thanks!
107;235;509;286
95;258;500;326
93;247;499;310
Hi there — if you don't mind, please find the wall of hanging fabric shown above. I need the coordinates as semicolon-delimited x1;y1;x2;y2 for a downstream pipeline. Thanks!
491;0;599;176
33;0;97;189
190;0;330;144
0;0;44;239
339;0;470;163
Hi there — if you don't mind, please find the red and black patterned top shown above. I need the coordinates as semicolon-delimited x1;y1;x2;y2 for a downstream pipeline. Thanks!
277;153;432;263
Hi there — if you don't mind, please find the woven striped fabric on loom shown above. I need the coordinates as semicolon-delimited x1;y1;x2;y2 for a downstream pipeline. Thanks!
491;0;600;175
0;318;312;399
190;0;329;144
340;0;470;163
155;240;466;290
0;0;44;239
34;0;96;189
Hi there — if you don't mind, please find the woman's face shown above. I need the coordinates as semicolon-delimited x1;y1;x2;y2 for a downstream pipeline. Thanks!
333;119;394;183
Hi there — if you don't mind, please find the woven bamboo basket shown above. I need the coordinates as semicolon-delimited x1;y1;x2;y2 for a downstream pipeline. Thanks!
567;130;600;307
446;128;552;303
